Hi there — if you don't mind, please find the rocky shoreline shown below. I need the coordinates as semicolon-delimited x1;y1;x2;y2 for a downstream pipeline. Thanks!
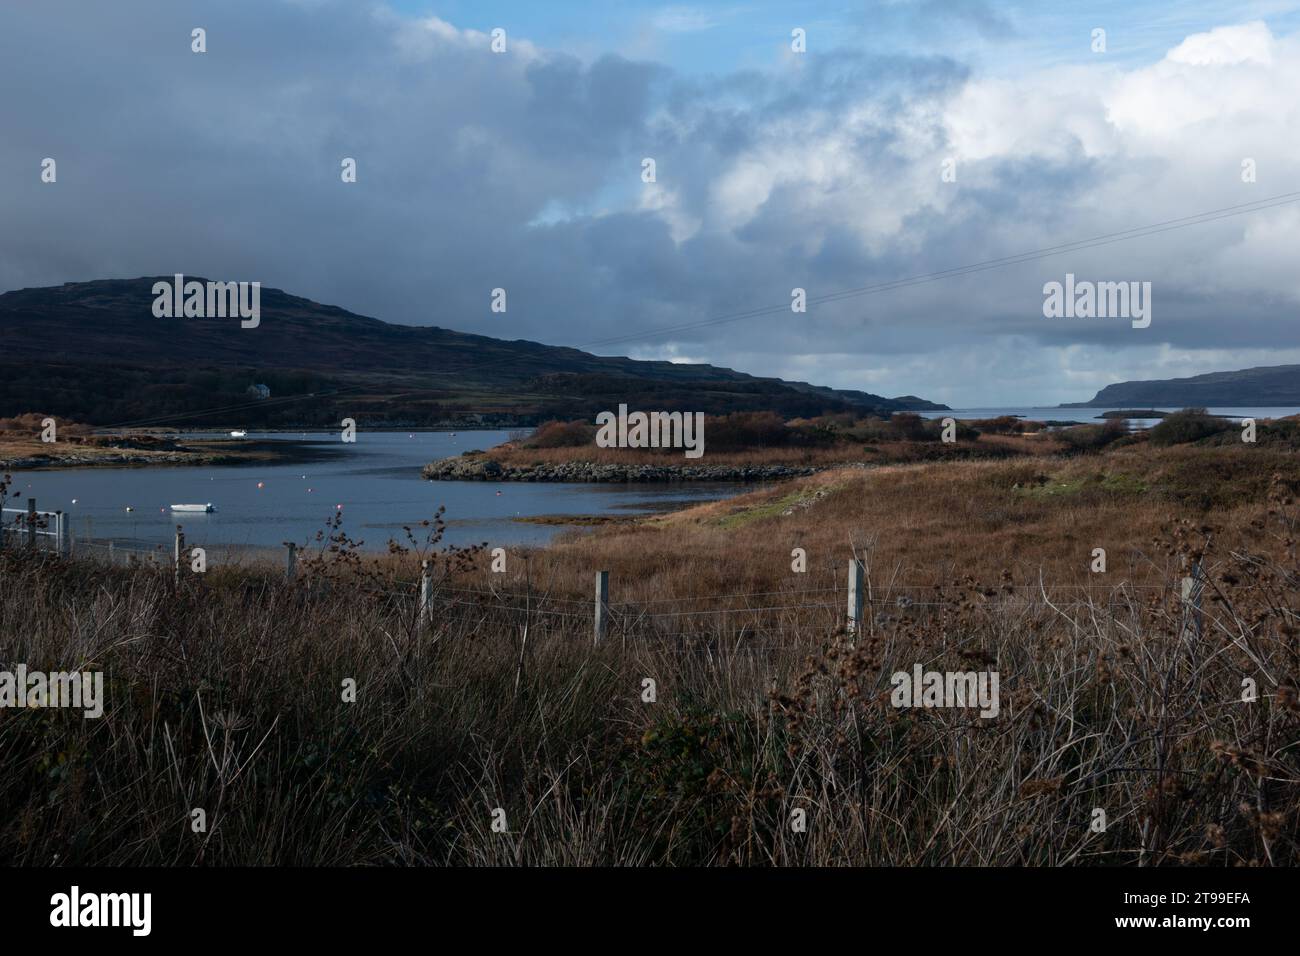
422;455;817;483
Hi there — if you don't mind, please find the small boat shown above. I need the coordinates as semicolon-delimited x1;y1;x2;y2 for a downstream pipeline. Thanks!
230;430;247;438
171;503;216;513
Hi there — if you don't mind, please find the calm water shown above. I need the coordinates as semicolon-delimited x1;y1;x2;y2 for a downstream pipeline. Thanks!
920;406;1300;430
13;408;1295;554
7;431;748;554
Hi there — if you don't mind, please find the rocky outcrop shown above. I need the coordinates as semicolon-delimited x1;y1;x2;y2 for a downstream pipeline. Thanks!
422;455;816;483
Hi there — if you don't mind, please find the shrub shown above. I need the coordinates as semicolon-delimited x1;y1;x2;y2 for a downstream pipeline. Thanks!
0;413;91;437
890;412;930;441
1199;416;1300;450
1148;408;1233;446
889;413;979;443
1056;419;1128;453
969;415;1042;434
616;707;779;864
704;411;792;451
523;419;596;448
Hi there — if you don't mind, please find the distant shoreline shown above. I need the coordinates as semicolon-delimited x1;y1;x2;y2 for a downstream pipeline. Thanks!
152;426;509;434
0;437;345;472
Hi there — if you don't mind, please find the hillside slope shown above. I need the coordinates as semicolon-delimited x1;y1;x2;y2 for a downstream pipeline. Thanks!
1063;365;1300;408
0;278;944;427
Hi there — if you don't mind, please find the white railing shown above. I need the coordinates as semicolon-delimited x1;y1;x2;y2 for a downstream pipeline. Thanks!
1;504;69;555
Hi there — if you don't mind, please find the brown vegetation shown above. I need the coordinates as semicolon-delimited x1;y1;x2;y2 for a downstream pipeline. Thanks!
1;441;1297;865
0;415;293;467
498;410;1052;469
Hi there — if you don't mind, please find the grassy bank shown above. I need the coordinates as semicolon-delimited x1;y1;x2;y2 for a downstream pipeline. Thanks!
459;410;1055;472
1;443;1298;866
435;407;1300;479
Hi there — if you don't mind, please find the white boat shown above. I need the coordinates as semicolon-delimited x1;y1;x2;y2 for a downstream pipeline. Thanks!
171;503;216;513
230;430;247;438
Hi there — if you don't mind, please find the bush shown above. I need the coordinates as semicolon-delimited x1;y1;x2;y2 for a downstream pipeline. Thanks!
1056;419;1129;453
704;411;792;451
969;415;1042;434
523;419;596;448
1148;408;1233;446
889;413;979;443
890;412;930;441
616;707;779;864
0;413;91;437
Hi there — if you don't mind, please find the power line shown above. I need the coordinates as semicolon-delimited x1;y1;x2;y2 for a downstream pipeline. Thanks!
578;191;1300;349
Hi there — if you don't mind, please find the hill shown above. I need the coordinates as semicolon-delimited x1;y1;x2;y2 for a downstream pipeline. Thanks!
1063;365;1300;408
0;278;944;428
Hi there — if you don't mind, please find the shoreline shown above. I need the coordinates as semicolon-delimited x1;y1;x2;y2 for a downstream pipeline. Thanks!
0;437;347;472
422;455;818;483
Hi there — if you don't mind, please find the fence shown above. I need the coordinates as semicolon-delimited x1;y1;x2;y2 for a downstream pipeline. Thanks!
0;498;191;566
368;558;1208;647
0;508;1210;646
0;501;69;555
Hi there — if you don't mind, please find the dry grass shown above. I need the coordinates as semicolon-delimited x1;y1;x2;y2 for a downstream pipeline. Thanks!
0;444;1297;866
0;436;194;466
478;431;1051;469
484;444;1293;607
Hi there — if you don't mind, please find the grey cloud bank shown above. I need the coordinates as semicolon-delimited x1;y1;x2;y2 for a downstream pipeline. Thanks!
2;2;1298;405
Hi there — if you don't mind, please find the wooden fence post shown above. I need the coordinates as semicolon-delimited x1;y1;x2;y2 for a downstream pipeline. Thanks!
419;559;432;625
594;570;610;646
847;559;864;637
285;543;297;583
174;526;185;584
26;499;36;550
1181;557;1203;641
58;511;69;557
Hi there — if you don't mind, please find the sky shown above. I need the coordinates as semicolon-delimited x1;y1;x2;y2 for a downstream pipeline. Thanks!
3;0;1299;406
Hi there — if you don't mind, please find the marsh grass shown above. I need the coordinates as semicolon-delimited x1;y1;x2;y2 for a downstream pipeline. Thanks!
0;448;1297;866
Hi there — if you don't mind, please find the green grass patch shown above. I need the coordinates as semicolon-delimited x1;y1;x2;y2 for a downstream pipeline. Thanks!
717;483;841;529
1016;471;1148;500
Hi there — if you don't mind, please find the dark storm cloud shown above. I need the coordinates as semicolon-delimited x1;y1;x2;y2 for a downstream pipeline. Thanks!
1;1;1297;404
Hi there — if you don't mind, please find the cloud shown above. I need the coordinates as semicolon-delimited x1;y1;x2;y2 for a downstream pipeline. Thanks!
649;7;721;34
1;2;1298;406
1167;19;1274;65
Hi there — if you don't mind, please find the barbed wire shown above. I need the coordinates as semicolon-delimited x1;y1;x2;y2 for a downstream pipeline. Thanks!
16;540;1193;631
340;578;1179;609
346;579;1161;624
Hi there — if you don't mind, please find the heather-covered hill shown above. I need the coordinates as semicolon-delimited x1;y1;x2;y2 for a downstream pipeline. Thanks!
0;278;944;427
